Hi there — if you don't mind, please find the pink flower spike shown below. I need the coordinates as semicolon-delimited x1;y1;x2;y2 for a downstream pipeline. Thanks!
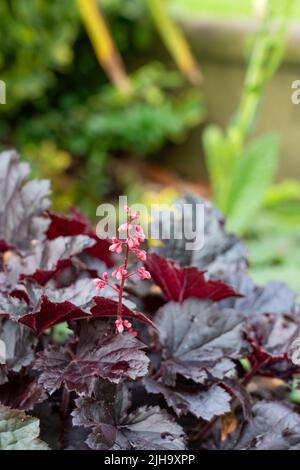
138;267;151;280
123;319;132;328
115;319;124;334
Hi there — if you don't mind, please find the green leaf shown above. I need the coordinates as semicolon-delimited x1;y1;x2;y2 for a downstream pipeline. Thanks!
265;179;300;206
203;124;242;211
0;405;49;450
226;133;280;235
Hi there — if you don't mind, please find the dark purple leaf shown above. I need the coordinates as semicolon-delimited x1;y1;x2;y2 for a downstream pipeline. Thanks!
221;377;252;420
0;320;37;383
220;273;298;316
152;194;248;277
146;253;241;302
144;378;231;421
0;375;47;411
73;388;186;450
219;401;300;450
3;235;95;287
35;323;150;395
245;313;300;362
0;150;51;252
155;299;246;384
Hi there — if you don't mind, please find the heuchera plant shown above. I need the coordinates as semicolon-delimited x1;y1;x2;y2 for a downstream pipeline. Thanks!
0;150;300;450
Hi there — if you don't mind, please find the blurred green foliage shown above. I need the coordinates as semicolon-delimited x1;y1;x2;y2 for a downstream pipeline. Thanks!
0;0;79;110
202;0;300;293
170;0;300;18
0;0;204;215
203;0;294;236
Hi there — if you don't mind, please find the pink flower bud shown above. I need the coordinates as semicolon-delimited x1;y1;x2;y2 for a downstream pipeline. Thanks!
93;278;106;290
134;249;147;261
138;267;151;280
112;267;128;281
102;272;109;280
118;222;132;232
128;328;138;337
126;236;138;249
123;319;132;328
115;319;124;333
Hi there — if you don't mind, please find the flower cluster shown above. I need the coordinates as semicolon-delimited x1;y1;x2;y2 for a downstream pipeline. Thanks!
93;206;151;335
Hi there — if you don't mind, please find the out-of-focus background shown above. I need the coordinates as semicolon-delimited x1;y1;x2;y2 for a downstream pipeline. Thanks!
0;0;299;292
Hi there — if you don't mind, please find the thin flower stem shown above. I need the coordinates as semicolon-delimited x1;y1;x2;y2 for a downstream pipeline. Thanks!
117;239;130;323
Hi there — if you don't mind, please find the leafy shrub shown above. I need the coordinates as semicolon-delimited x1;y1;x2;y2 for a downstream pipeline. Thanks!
1;150;299;450
0;1;204;214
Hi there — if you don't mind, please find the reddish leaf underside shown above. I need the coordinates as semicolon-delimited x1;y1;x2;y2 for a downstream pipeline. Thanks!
146;253;241;302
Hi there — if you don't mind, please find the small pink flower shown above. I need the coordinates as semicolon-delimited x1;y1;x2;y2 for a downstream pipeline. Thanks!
123;319;132;328
118;222;132;232
115;319;124;333
109;237;123;254
93;278;106;290
133;249;147;261
126;236;138;249
135;225;145;242
102;272;109;280
112;267;128;281
130;212;139;221
128;328;138;337
135;225;144;235
138;267;151;280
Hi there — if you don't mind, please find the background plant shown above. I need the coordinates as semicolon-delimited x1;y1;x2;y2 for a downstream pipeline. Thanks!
202;0;300;292
0;0;204;215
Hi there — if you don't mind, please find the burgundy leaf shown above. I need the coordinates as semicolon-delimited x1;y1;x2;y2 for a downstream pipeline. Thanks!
0;376;47;411
0;279;155;334
47;210;113;267
245;312;300;363
35;329;149;395
146;253;241;302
